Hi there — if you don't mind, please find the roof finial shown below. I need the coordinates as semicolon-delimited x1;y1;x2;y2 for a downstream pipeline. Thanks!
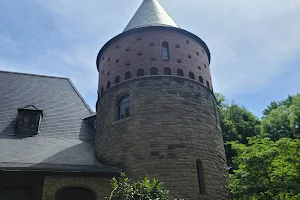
123;0;179;32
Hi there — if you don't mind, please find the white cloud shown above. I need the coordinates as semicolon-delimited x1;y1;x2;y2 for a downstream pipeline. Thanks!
1;0;300;112
36;0;300;97
160;0;300;97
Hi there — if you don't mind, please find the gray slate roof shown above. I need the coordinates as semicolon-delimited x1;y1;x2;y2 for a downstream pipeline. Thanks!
0;71;120;174
124;0;179;32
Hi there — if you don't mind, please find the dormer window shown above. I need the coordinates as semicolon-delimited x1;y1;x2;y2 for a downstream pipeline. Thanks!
16;105;43;135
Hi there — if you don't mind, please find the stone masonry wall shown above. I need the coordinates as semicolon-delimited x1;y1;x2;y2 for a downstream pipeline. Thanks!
41;176;111;200
95;76;228;200
97;29;212;94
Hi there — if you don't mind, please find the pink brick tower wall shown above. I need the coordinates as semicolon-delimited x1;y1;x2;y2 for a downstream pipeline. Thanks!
97;28;212;95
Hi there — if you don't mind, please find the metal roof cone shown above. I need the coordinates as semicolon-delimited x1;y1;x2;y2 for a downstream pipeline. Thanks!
124;0;179;32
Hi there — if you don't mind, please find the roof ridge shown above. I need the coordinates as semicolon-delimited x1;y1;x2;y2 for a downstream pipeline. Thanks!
0;70;69;80
66;78;94;113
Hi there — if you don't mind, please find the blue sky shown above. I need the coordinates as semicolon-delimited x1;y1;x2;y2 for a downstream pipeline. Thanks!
1;0;300;117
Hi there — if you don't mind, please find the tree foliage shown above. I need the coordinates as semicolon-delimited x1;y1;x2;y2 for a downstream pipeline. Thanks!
262;94;300;140
107;173;183;200
215;93;227;110
215;93;261;165
214;93;300;199
230;137;300;200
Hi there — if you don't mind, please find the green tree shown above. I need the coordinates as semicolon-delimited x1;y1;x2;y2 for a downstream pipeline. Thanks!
215;93;227;110
262;95;294;117
230;137;300;200
215;93;261;165
107;173;183;200
262;94;300;140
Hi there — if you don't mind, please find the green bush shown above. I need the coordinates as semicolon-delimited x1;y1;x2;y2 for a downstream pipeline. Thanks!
106;173;183;200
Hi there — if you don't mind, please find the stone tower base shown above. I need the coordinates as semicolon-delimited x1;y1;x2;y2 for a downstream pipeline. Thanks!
96;76;228;200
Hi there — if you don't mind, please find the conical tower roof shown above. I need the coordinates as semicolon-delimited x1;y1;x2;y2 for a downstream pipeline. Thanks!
124;0;179;32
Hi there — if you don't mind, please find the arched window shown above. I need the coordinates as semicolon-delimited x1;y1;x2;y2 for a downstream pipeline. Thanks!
118;96;130;120
206;81;210;88
164;67;171;75
137;69;144;77
106;81;111;89
115;76;120;84
177;69;184;77
199;76;204;84
101;87;104;94
196;159;206;194
55;187;96;200
162;41;169;60
189;72;195;80
125;71;132;80
150;67;158;75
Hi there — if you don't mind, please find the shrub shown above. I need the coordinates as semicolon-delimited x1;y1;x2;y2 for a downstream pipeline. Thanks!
106;173;183;200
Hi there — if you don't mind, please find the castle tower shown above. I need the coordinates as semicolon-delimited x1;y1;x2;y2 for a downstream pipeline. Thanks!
95;0;228;199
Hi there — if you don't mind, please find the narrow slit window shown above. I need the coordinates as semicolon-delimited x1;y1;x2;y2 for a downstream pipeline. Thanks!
162;41;169;60
196;159;206;194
